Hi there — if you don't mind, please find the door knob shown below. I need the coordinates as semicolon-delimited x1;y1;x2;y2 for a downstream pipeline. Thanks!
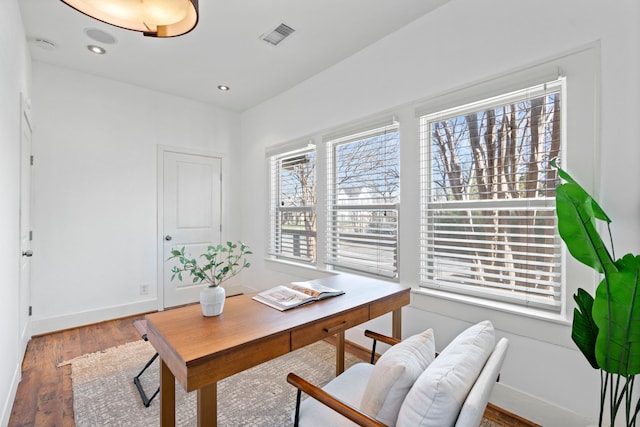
165;235;172;241
22;250;33;257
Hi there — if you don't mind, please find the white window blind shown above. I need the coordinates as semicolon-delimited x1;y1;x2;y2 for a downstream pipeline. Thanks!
326;122;400;278
419;79;564;311
269;147;316;264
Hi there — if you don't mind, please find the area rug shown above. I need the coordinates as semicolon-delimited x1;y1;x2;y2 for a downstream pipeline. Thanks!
61;340;503;427
60;339;363;426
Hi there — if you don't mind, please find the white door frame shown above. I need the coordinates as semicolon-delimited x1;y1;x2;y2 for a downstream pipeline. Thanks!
156;145;226;311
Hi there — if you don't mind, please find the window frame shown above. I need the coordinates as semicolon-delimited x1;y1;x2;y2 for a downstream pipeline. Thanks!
268;145;317;265
418;79;565;312
325;122;401;279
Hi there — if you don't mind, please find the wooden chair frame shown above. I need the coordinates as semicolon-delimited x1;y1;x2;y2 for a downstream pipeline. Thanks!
288;372;387;427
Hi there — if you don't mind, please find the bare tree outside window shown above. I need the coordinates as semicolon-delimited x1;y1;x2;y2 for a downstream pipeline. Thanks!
270;150;316;263
327;125;400;278
420;81;563;311
269;126;400;276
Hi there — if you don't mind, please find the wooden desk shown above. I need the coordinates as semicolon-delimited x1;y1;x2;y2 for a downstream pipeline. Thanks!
145;274;410;427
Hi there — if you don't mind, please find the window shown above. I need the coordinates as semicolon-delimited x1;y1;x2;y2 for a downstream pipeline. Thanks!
326;122;400;278
419;80;563;311
268;147;316;264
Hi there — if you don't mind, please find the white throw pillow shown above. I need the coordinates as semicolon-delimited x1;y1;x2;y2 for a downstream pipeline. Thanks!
360;328;436;426
396;320;495;427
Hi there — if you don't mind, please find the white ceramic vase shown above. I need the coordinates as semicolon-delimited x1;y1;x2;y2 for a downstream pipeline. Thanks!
200;285;225;317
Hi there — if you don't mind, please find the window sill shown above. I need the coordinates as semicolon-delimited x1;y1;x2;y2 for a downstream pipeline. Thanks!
264;257;337;278
414;286;570;325
409;286;574;349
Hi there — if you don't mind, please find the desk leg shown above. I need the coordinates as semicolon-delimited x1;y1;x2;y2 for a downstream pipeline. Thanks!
392;308;402;340
336;330;345;375
159;358;176;427
197;383;217;427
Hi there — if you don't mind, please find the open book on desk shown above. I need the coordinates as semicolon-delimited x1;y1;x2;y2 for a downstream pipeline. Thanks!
252;281;345;311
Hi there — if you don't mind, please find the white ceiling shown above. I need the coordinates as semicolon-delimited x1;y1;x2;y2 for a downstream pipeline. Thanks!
19;0;449;112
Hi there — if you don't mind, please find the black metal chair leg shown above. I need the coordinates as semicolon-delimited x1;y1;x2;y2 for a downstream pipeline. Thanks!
293;389;302;427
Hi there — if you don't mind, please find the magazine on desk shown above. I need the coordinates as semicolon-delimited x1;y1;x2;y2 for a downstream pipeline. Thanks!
252;281;345;311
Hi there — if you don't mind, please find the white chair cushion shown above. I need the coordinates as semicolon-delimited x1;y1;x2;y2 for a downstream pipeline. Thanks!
360;328;436;426
295;362;374;427
397;320;495;427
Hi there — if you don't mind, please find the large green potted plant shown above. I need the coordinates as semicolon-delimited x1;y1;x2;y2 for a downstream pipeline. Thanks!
554;161;640;426
168;241;252;316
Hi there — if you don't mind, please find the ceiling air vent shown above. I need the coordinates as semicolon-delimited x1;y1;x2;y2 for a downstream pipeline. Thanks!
260;23;295;46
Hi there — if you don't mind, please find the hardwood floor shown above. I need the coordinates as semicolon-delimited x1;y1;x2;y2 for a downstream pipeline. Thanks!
9;315;146;426
9;315;539;427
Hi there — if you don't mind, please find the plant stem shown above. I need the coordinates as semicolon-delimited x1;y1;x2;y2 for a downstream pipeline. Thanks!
606;222;616;260
601;369;608;427
631;384;640;427
218;263;248;287
626;375;639;427
612;373;623;426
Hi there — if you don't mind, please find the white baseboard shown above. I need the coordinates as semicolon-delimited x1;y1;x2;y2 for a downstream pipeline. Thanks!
1;361;21;427
30;299;159;335
490;382;594;427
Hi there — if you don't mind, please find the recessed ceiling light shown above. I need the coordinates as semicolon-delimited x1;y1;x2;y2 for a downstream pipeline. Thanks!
87;45;106;54
217;85;230;91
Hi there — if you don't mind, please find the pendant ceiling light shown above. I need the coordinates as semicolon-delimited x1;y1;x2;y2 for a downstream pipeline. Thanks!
60;0;199;38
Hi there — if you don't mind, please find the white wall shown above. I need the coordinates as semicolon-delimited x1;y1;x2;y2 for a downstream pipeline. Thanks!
30;62;241;333
239;0;640;425
0;1;31;425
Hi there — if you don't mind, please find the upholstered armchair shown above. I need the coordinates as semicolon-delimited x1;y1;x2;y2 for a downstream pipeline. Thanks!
287;321;509;427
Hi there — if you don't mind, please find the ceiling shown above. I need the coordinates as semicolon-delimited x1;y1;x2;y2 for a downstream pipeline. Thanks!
19;0;448;112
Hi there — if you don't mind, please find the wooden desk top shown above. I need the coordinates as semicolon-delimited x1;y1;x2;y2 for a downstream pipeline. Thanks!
146;274;409;391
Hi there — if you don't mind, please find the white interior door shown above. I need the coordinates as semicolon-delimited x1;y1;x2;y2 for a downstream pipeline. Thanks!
19;96;33;355
162;151;221;308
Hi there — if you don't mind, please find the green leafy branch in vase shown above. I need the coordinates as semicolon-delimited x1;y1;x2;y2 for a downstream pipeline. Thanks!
554;159;640;426
168;241;252;287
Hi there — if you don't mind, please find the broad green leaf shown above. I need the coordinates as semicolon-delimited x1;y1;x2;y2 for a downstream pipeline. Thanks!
593;254;640;376
556;183;616;275
571;288;599;369
553;160;610;223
